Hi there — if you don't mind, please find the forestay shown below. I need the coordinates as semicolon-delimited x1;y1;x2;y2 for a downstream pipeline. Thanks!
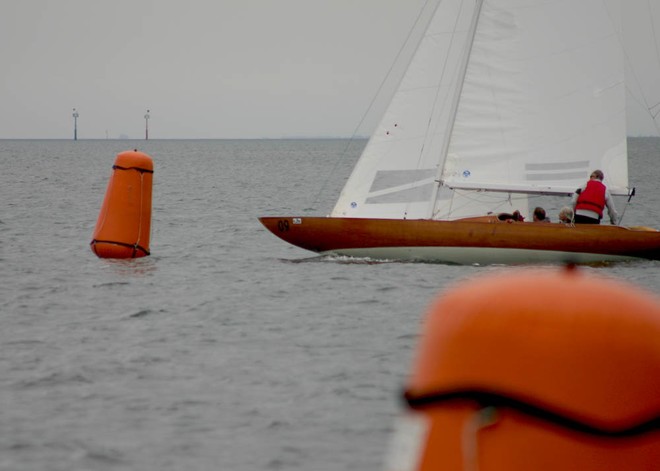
331;0;629;221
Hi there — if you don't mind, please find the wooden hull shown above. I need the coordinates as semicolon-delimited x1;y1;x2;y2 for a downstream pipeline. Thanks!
258;216;660;264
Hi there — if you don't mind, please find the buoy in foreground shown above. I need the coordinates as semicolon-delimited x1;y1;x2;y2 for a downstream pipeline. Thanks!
384;267;660;471
90;150;153;258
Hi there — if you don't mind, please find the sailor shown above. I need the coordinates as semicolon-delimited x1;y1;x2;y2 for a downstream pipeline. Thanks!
533;207;550;223
557;206;574;224
571;170;618;224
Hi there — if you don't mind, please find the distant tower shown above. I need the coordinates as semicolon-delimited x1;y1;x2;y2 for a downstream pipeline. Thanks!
72;108;79;140
144;109;150;140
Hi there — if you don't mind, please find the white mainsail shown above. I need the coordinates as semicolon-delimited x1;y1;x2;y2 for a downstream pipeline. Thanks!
331;0;629;221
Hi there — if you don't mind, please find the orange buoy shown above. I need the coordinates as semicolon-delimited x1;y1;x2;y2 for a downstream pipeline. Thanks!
385;267;660;471
90;150;153;258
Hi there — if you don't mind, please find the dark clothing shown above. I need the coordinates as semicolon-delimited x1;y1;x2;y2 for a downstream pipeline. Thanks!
574;214;600;224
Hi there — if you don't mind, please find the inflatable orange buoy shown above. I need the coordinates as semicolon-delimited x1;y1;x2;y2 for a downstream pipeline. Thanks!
384;267;660;471
90;150;153;258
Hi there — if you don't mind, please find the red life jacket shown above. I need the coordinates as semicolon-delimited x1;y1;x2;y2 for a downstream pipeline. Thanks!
576;180;606;217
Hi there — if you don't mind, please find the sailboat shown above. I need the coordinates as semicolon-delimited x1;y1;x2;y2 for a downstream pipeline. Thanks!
259;0;660;264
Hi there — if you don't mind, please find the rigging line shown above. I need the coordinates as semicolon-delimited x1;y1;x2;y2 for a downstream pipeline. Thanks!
409;0;468;220
439;189;527;219
312;0;440;210
651;104;660;119
643;0;660;121
627;83;654;114
618;187;636;225
611;0;660;132
648;0;660;81
602;0;646;107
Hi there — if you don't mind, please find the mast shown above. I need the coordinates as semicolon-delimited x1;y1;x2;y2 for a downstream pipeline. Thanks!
72;108;79;141
428;0;485;219
144;109;150;140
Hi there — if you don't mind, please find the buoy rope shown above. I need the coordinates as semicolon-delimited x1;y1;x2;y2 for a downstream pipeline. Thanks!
90;239;150;256
404;388;659;438
462;407;498;471
135;172;145;253
112;165;154;174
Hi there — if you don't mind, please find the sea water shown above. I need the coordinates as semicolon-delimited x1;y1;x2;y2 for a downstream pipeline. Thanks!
1;138;659;471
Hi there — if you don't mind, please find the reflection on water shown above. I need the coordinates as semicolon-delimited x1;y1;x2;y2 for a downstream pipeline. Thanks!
98;257;159;277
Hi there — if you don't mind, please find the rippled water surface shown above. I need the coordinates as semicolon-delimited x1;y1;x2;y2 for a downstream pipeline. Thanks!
1;138;659;470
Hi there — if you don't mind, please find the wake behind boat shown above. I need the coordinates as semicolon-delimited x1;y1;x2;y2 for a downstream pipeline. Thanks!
259;0;660;264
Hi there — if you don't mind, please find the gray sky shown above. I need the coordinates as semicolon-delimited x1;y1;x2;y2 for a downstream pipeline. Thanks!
2;0;660;139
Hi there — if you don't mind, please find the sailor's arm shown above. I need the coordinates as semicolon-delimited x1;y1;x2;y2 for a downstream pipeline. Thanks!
605;190;619;225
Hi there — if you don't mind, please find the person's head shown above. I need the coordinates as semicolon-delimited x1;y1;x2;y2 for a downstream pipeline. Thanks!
533;207;546;222
512;210;524;221
590;169;604;181
559;206;574;223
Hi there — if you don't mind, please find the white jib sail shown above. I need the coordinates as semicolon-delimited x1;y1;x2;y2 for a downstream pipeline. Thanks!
331;0;628;221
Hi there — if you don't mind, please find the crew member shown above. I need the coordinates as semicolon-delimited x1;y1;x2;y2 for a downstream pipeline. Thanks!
533;207;550;223
571;170;618;224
